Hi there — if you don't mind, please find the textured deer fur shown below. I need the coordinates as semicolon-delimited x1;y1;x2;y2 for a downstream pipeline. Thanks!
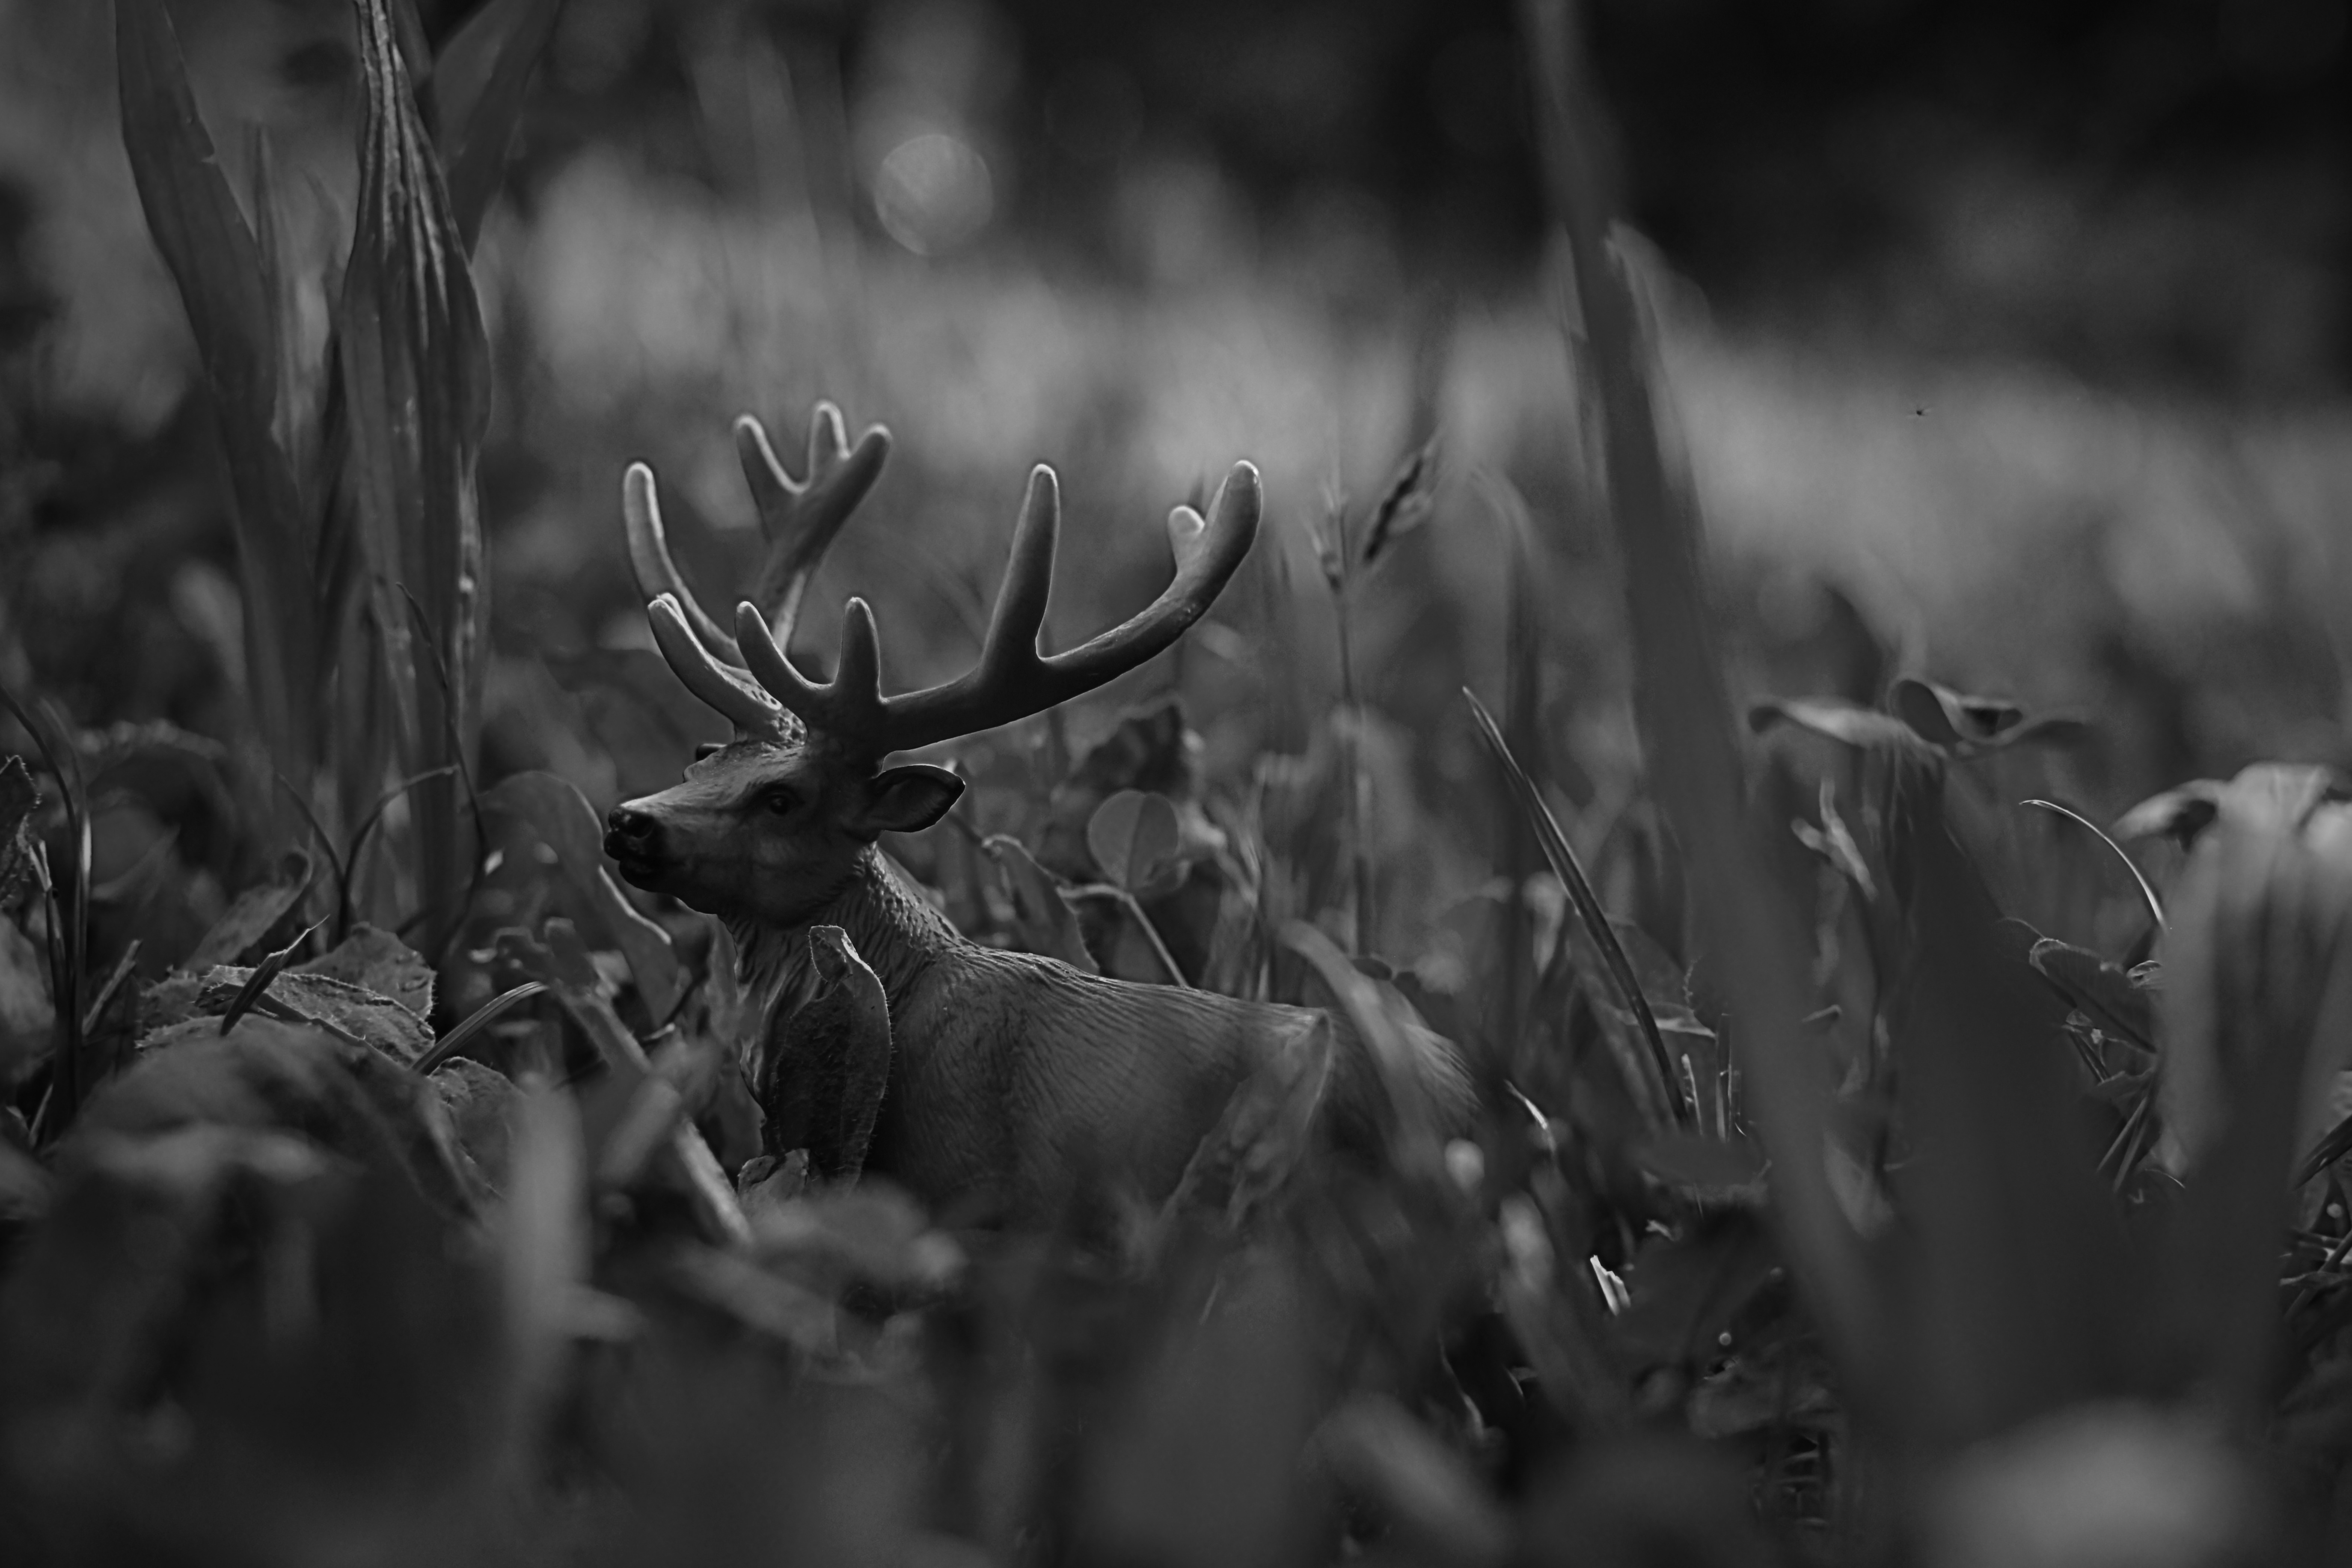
604;403;1472;1225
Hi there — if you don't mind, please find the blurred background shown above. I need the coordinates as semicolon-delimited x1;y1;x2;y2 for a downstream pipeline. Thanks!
3;0;2351;960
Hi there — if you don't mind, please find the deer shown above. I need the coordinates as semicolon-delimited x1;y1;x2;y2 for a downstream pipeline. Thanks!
602;403;1473;1229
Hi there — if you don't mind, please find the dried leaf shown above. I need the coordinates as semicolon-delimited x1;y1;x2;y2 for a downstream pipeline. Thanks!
297;922;435;1020
184;849;312;970
168;964;434;1066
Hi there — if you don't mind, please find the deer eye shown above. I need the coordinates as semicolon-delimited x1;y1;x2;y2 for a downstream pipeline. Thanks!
757;787;798;817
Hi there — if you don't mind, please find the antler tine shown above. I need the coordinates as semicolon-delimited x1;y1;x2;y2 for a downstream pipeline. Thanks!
648;595;788;737
736;403;893;650
978;465;1062;676
733;596;888;742
624;464;742;665
732;460;1261;756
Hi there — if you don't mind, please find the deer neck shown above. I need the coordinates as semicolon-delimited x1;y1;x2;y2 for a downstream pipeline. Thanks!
728;844;963;1028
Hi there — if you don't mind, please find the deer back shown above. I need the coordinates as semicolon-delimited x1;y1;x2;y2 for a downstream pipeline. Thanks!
864;938;1474;1224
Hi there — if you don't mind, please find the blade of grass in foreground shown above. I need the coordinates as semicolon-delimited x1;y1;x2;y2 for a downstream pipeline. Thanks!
1518;0;1882;1388
1465;688;1689;1128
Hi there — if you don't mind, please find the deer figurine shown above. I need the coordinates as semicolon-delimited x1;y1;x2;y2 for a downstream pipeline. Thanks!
603;404;1472;1226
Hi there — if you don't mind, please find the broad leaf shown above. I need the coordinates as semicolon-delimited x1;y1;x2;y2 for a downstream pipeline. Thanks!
1087;789;1183;894
297;923;436;1021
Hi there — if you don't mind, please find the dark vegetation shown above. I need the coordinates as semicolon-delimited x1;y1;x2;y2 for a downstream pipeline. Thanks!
5;0;2352;1564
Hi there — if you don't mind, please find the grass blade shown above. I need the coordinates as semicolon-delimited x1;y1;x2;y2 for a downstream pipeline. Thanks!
433;0;566;253
1465;687;1687;1127
2022;798;2166;932
1519;0;1880;1384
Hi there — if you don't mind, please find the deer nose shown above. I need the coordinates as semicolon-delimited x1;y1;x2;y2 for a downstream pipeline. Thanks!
605;806;661;858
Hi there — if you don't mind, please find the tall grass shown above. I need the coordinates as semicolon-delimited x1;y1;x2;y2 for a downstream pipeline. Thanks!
2;2;2351;1564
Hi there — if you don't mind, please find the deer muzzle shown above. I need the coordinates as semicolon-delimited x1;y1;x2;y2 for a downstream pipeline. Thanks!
603;803;666;882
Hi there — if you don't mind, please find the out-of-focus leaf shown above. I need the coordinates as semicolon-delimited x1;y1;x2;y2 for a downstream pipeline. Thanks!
2118;763;2347;851
78;1015;474;1215
499;1076;587;1417
982;834;1098;972
1614;1212;1780;1368
484;771;682;1018
1888;791;2132;1449
1748;697;1924;753
1631;1130;1767;1200
0;917;52;1088
666;1243;840;1354
0;1135;47;1225
1496;1189;1627;1428
338;0;493;956
1087;789;1184;895
1076;1253;1324;1568
750;1184;962;1296
297;921;435;1019
1315;1396;1510;1568
183;849;312;970
430;0;565;252
494;922;748;1246
1888;677;2088;753
2153;800;2352;1416
1283;921;1448;1181
433;1056;516;1188
1924;1403;2262;1568
0;754;38;908
1163;1013;1334;1229
1358;433;1442;568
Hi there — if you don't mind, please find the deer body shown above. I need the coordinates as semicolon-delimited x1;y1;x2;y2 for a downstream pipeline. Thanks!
603;402;1471;1224
732;846;1458;1223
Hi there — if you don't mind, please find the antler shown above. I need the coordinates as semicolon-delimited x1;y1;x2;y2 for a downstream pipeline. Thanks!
623;401;891;668
734;459;1261;757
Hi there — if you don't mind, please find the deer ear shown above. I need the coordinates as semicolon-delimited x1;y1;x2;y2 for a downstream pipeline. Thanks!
857;764;964;836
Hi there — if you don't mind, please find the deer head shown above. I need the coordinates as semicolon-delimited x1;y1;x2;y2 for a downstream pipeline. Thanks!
603;401;1262;931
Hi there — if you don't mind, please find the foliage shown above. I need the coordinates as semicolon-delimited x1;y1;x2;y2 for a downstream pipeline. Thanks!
3;2;2352;1565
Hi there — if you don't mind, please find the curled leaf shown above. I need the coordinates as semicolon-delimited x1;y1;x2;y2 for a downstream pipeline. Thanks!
1889;677;2088;753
